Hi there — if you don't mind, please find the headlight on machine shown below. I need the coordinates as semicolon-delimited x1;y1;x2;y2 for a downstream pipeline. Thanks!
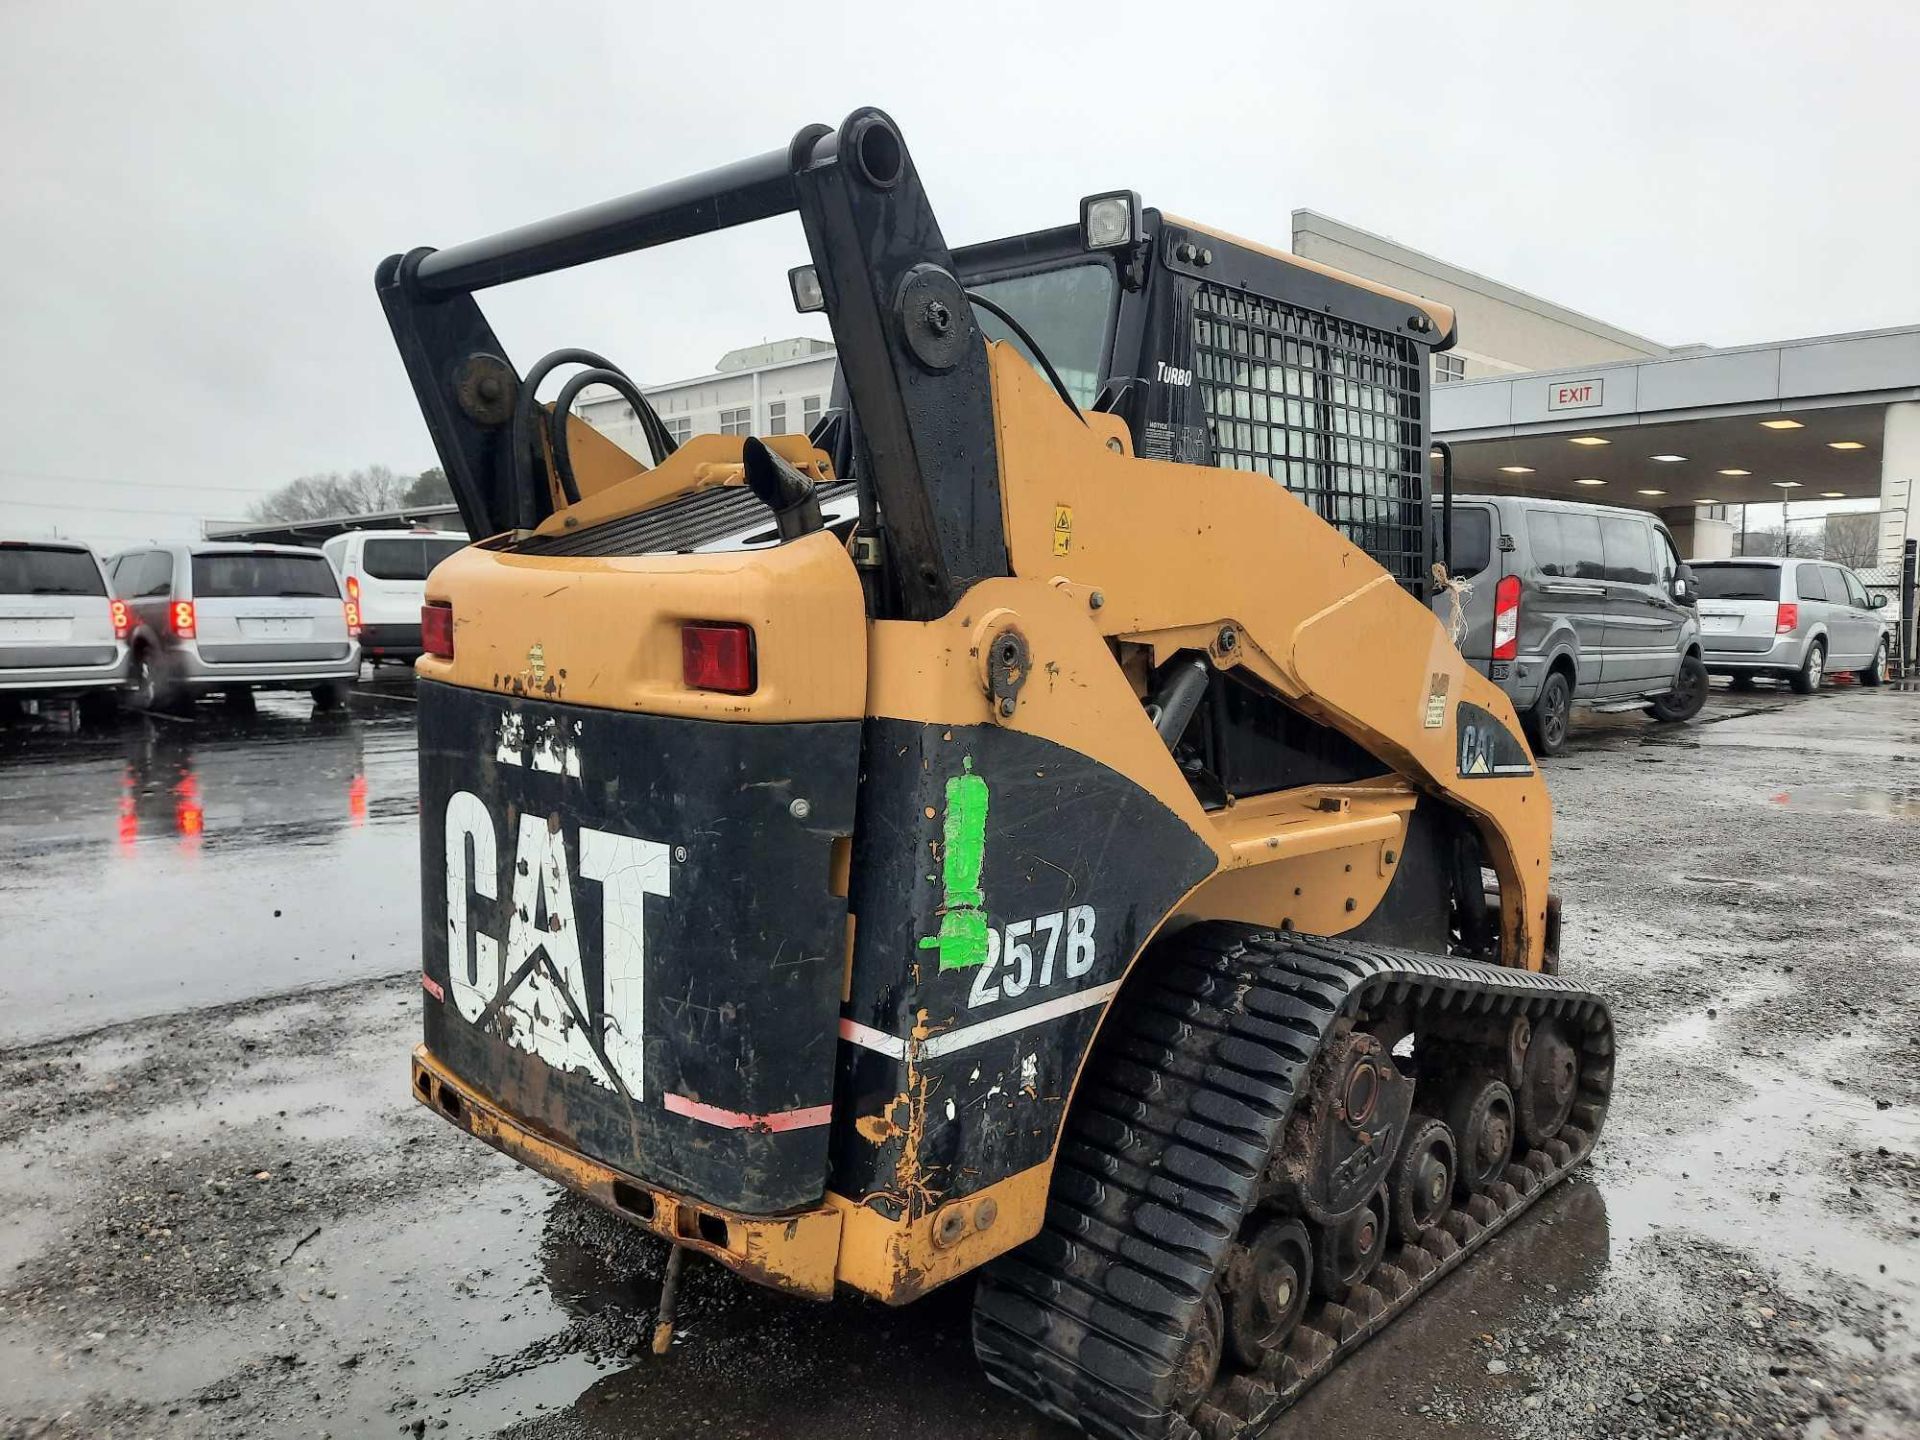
1080;191;1141;250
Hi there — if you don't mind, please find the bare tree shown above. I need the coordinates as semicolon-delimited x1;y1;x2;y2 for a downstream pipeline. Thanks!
1738;523;1823;559
248;464;415;522
1822;512;1882;571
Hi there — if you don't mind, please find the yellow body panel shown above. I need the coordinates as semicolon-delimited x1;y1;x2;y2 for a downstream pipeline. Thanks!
420;527;865;722
982;343;1552;966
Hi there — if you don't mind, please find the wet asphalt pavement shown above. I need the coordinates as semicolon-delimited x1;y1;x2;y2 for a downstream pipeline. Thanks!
1;676;1916;1439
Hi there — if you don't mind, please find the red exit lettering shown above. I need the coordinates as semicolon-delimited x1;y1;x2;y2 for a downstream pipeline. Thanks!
1557;384;1592;405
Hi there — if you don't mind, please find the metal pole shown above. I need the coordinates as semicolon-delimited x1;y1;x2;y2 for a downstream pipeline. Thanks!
652;1244;688;1355
413;148;796;296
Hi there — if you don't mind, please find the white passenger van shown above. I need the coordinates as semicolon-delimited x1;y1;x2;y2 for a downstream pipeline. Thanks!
321;530;468;663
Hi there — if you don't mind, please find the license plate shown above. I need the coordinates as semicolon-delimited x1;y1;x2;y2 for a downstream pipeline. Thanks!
0;617;66;641
1701;614;1738;633
240;617;307;638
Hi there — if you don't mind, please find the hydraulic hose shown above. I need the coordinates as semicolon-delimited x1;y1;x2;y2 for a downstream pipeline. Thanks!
510;348;676;525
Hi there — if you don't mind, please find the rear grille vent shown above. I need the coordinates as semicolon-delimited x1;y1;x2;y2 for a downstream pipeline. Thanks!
514;481;856;559
1192;282;1429;594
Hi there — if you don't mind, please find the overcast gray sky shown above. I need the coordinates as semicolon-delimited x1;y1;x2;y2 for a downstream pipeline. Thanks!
2;0;1915;549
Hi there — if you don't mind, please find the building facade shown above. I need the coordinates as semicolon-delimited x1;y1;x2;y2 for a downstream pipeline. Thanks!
1291;210;1672;384
576;338;836;458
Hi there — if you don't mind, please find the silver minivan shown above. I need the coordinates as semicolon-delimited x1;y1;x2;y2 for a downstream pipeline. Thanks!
0;538;130;717
1691;557;1891;692
1436;495;1706;756
110;543;361;711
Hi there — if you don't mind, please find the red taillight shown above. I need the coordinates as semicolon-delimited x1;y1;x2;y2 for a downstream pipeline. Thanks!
421;602;454;658
345;574;360;603
1492;575;1521;661
682;622;756;695
109;599;130;639
344;599;362;638
1775;602;1798;635
170;599;196;639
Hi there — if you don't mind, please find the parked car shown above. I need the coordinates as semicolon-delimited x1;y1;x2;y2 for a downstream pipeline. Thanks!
320;529;467;663
1435;495;1706;756
0;538;130;718
109;543;361;711
1690;556;1891;692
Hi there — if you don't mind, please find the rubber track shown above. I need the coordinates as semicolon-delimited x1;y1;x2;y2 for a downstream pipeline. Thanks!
971;924;1614;1440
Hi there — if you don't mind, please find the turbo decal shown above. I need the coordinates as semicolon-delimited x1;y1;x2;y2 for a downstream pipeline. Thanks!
918;757;991;970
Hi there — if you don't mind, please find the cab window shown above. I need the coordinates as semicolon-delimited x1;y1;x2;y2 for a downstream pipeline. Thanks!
1841;569;1871;608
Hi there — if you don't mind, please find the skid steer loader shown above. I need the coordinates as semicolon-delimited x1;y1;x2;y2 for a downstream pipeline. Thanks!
379;108;1611;1438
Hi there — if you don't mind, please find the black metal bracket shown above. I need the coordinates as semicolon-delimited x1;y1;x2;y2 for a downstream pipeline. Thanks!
789;110;1006;619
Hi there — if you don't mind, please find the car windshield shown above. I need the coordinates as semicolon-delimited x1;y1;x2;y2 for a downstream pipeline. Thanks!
0;544;105;597
192;552;339;598
1693;563;1781;601
969;263;1116;409
362;537;466;581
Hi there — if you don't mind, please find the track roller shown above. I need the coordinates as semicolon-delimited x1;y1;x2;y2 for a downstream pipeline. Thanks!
1311;1183;1388;1298
1223;1217;1312;1367
1515;1017;1578;1146
1448;1077;1516;1196
1387;1116;1456;1242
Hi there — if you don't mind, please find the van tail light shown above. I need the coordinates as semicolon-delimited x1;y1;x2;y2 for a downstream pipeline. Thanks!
345;574;360;604
421;602;454;659
170;599;197;639
682;622;756;695
109;599;131;639
1492;575;1521;661
1775;603;1798;635
344;599;362;638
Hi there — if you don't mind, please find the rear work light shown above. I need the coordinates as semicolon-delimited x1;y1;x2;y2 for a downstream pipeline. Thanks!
109;599;130;639
170;599;197;639
1775;603;1798;635
421;602;453;659
344;599;362;638
682;622;756;695
1492;575;1521;661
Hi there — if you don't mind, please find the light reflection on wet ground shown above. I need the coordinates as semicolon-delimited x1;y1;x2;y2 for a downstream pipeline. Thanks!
0;677;420;1044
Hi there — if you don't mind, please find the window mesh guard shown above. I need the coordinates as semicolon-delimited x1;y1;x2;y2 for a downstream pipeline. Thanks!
1192;284;1429;593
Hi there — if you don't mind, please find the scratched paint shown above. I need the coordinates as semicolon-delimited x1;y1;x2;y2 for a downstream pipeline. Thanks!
917;757;990;970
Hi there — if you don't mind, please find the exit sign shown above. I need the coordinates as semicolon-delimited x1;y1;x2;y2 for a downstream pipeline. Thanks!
1548;379;1603;411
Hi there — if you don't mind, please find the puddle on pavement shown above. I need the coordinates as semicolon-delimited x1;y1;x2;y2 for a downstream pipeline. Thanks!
1638;967;1794;1052
1763;784;1920;818
0;704;420;1048
1598;1035;1920;1301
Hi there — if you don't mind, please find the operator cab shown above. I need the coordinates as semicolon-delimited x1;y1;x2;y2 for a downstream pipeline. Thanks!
944;195;1456;598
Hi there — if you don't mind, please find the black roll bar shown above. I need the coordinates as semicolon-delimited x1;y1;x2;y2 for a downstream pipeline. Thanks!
411;148;798;296
376;108;1007;619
